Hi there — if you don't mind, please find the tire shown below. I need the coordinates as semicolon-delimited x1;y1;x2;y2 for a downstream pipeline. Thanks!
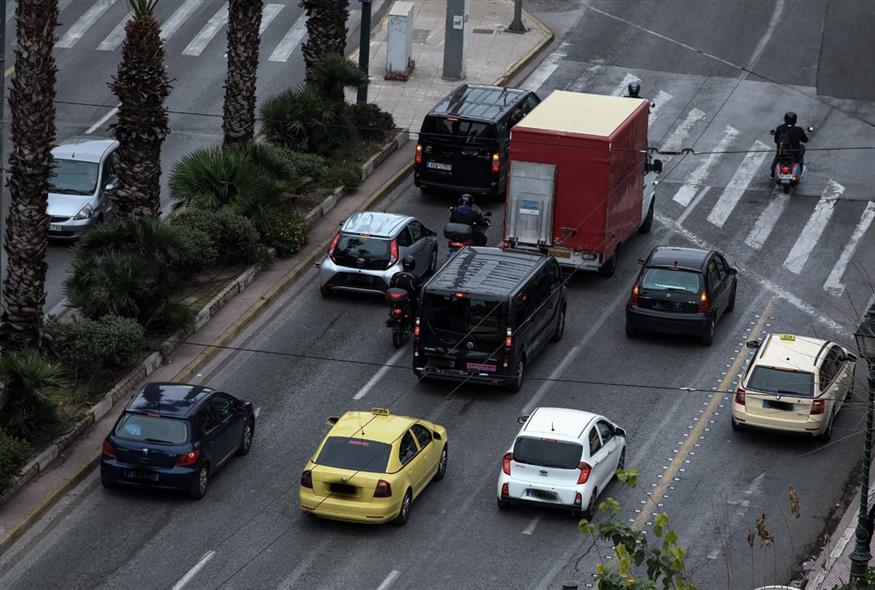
612;447;626;481
188;465;209;500
236;418;254;456
817;415;833;443
782;185;790;194
550;305;566;343
583;487;598;520
101;477;116;490
433;445;448;481
320;285;333;298
507;358;525;393
625;321;637;338
638;200;654;234
731;416;742;431
700;317;715;346
427;248;438;275
726;284;737;313
392;490;412;526
497;497;511;511
420;185;433;196
598;255;617;278
392;329;404;349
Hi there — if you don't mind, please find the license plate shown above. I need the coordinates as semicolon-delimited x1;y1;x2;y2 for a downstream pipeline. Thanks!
466;362;496;372
329;483;357;495
763;399;794;411
525;488;557;500
655;300;681;310
426;161;452;171
431;358;455;368
125;470;159;482
548;249;571;259
352;274;374;284
49;224;63;232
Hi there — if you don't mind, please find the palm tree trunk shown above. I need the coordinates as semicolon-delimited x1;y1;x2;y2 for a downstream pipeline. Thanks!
301;0;350;79
1;0;59;350
223;0;263;145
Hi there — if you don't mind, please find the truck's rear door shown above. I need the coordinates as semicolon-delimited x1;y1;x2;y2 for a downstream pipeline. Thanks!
505;161;556;246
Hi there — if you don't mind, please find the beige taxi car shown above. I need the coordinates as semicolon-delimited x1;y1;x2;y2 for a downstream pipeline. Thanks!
731;333;856;442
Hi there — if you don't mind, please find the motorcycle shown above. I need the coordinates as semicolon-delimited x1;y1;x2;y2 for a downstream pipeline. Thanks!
770;126;814;193
443;210;492;258
386;287;412;348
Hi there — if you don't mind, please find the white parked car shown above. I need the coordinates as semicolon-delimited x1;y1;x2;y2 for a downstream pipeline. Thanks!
496;407;626;517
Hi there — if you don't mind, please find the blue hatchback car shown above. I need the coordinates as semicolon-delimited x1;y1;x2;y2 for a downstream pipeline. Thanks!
100;382;255;499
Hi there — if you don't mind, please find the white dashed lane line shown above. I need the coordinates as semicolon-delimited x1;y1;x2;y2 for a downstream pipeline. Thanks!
171;550;215;590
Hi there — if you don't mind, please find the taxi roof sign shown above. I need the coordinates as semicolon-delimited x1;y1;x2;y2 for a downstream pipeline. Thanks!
371;408;390;416
779;334;796;342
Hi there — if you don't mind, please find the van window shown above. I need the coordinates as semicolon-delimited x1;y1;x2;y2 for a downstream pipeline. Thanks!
517;268;553;325
425;294;504;341
421;115;497;146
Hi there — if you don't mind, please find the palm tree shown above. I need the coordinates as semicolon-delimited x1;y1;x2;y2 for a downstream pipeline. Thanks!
109;0;171;218
308;53;367;105
223;0;264;145
300;0;350;78
0;349;67;440
0;0;60;350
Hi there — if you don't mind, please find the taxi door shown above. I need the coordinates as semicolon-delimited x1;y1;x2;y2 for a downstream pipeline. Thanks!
411;424;437;486
399;431;427;497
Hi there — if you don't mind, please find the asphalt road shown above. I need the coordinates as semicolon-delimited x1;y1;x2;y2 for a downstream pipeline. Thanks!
2;1;875;589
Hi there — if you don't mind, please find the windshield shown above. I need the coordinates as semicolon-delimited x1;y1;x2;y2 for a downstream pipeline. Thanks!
747;367;815;397
641;268;701;293
421;116;497;147
49;159;99;195
114;413;189;445
315;437;392;473
332;234;392;270
425;294;504;340
513;437;582;469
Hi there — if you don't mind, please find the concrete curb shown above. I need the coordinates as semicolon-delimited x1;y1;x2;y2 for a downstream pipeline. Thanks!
492;5;555;87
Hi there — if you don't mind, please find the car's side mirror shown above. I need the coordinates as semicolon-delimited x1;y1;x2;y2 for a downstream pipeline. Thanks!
517;415;529;424
769;129;775;135
105;182;116;192
651;159;663;174
637;258;646;265
807;126;815;133
615;427;626;438
326;416;340;426
432;431;442;440
728;268;738;276
745;340;761;350
338;219;346;227
845;353;858;363
485;211;493;217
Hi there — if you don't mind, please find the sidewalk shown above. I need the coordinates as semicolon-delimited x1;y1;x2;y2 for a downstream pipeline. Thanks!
0;0;551;555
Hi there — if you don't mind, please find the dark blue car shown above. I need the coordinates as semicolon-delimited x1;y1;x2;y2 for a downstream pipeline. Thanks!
100;382;255;499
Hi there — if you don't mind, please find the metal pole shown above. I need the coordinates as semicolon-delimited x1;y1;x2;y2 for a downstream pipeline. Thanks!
0;0;6;312
356;0;371;104
850;356;875;584
507;0;526;33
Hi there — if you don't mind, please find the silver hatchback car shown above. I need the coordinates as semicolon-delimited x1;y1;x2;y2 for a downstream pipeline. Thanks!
47;136;119;240
318;212;439;297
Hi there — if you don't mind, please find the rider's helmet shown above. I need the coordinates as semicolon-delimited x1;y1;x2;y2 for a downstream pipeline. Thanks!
459;194;474;208
402;255;416;272
627;81;640;98
784;112;797;126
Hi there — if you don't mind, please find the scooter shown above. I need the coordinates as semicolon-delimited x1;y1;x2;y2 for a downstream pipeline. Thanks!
770;126;814;193
443;210;492;258
385;288;412;348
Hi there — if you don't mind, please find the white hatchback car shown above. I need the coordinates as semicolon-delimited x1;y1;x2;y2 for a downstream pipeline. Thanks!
496;407;626;517
732;333;856;441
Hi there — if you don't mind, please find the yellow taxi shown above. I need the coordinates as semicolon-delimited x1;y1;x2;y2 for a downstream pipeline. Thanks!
732;333;856;442
299;408;448;525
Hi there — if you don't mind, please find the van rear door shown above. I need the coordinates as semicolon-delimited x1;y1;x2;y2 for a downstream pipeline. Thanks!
505;161;556;246
419;115;498;186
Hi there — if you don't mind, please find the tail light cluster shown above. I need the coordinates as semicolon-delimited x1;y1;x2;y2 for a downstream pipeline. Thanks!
449;240;465;249
176;449;200;467
630;282;640;306
374;480;392;497
810;400;825;415
735;387;746;406
698;291;709;313
392;308;403;317
502;452;512;475
415;144;423;166
490;152;501;174
502;328;513;369
101;441;116;460
781;165;790;174
388;239;399;268
327;233;341;263
577;462;592;485
301;470;313;488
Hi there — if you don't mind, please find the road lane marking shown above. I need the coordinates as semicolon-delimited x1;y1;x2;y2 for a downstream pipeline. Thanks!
182;2;228;57
57;0;117;49
660;107;706;153
648;89;673;127
353;348;406;400
160;0;204;42
673;125;739;207
254;407;261;418
633;298;775;530
745;189;788;249
376;570;401;590
97;13;131;51
823;201;875;297
259;3;284;35
520;42;569;92
611;72;639;96
706;140;770;228
783;180;843;274
277;537;331;590
676;186;709;226
85;105;120;135
522;515;542;535
268;12;306;62
566;64;603;92
171;550;215;590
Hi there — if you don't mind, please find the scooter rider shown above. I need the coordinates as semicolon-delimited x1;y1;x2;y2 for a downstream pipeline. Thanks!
449;194;488;246
771;112;809;176
389;255;422;317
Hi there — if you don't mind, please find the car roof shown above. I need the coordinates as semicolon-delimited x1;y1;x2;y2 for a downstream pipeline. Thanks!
520;407;598;441
426;247;545;297
126;382;214;418
331;411;417;444
52;136;117;163
341;211;413;238
427;84;529;123
647;246;712;271
754;333;830;372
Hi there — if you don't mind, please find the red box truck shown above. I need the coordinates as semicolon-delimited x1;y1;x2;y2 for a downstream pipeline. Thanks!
502;90;660;276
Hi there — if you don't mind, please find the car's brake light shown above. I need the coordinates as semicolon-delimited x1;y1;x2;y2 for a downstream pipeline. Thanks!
781;165;790;174
577;462;592;484
491;152;500;174
811;400;825;415
374;479;392;497
414;317;420;337
301;470;313;488
176;449;200;467
415;143;423;165
392;307;403;316
101;441;116;460
630;282;640;306
388;239;399;268
574;492;582;506
501;482;509;497
327;233;341;262
698;291;709;313
504;328;512;349
735;387;746;406
502;452;512;475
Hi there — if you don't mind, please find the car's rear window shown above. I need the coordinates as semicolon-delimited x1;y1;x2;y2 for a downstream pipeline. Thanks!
114;413;189;445
421;115;498;146
747;367;815;397
332;233;391;269
315;437;392;473
641;268;701;293
425;294;504;340
513;437;582;469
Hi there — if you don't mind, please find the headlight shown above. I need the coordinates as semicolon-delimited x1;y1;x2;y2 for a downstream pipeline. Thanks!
73;204;93;220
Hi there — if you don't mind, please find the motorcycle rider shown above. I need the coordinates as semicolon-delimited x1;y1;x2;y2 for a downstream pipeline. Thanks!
449;194;488;246
626;80;641;98
389;255;422;317
771;112;809;177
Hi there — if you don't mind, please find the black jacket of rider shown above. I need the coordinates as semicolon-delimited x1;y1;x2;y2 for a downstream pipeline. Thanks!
450;204;486;228
389;271;422;311
773;124;808;159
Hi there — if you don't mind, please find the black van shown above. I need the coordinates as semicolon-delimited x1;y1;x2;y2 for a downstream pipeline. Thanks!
414;84;540;199
412;247;566;392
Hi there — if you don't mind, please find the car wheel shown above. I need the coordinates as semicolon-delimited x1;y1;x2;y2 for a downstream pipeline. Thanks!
731;416;742;431
320;285;333;298
782;185;790;194
700;317;715;346
188;465;209;500
818;415;834;443
392;329;405;349
101;476;116;490
392;489;413;526
420;186;433;196
638;200;654;234
613;447;626;480
497;497;511;511
625;321;637;338
598;255;617;278
550;305;566;343
236;418;254;456
726;284;737;313
507;357;525;393
428;247;438;275
434;445;448;481
583;487;598;520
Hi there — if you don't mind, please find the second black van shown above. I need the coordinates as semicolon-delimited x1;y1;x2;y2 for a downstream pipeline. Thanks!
414;84;540;199
412;247;566;392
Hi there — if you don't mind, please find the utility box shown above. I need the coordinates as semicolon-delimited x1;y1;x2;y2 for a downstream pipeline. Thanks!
385;1;414;81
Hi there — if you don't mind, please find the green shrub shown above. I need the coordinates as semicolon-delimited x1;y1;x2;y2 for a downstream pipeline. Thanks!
281;150;326;179
347;102;395;142
46;315;145;380
267;211;308;257
320;161;362;190
260;85;355;156
173;225;218;273
0;350;67;441
307;54;369;105
0;429;31;492
172;209;260;264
